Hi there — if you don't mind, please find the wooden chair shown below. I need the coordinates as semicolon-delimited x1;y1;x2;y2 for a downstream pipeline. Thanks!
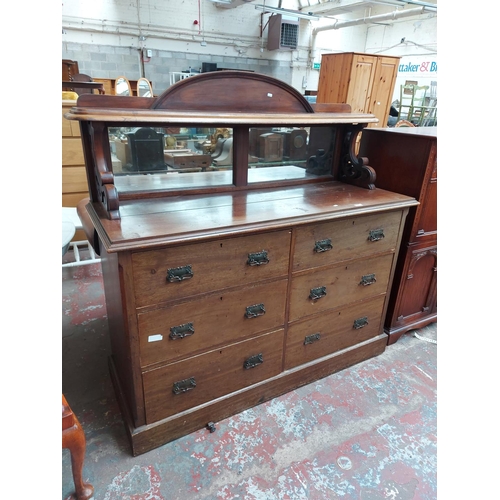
62;59;79;81
397;84;429;125
62;395;94;500
70;74;95;95
394;119;415;127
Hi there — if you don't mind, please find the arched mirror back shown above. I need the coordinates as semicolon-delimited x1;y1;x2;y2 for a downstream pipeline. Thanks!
137;77;153;97
115;76;131;96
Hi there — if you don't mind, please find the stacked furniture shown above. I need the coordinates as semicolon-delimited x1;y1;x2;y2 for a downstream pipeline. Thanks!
62;99;89;242
93;77;148;96
65;71;417;455
359;127;437;344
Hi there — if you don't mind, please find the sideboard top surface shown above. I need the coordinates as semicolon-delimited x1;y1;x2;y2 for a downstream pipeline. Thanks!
88;182;417;253
365;126;437;139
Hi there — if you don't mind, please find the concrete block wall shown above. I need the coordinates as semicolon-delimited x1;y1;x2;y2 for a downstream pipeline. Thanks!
62;42;293;95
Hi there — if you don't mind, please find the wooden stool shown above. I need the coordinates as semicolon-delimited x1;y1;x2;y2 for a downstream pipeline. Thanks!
62;395;94;500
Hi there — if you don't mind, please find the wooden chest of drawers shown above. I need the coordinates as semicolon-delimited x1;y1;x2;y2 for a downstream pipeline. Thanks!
95;188;413;455
66;71;417;455
62;99;89;241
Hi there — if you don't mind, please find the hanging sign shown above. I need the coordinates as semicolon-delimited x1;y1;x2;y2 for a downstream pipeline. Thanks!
398;59;437;74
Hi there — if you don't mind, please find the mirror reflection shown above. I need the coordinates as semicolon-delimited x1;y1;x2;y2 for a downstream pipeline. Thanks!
137;77;153;97
107;125;334;193
247;126;334;183
115;76;131;96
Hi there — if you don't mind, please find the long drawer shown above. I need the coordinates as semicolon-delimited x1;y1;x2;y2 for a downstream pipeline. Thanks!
143;329;284;423
132;230;291;307
285;295;386;369
138;279;288;367
289;253;394;322
292;211;402;272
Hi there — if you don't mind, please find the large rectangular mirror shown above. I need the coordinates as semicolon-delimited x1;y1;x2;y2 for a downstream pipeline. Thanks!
247;125;336;184
108;124;336;195
109;126;235;194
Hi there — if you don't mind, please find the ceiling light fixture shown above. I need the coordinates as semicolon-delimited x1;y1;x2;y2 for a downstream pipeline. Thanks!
254;4;320;20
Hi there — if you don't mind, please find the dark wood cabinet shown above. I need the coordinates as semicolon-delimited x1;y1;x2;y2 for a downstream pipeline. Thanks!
359;127;437;344
65;72;417;455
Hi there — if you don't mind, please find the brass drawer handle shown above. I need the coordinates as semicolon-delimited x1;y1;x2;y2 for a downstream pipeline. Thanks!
309;286;327;300
247;250;269;266
243;353;263;369
169;322;195;340
353;317;369;329
245;303;266;318
314;238;333;253
304;332;321;345
166;265;193;282
368;229;385;242
359;274;376;286
172;377;196;395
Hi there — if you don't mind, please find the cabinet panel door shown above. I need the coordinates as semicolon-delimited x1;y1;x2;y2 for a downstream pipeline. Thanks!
397;245;437;323
414;150;437;242
368;57;399;128
346;55;377;113
415;177;437;240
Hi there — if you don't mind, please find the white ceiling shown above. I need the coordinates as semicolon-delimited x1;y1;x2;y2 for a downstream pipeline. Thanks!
210;0;437;18
297;0;437;16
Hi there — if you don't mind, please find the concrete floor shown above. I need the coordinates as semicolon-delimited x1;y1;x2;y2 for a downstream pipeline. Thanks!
62;255;437;500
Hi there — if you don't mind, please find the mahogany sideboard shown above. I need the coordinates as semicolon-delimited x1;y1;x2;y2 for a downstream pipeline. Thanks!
65;71;417;455
359;127;437;344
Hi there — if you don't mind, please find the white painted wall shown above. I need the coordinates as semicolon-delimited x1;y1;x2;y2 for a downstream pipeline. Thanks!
62;0;437;99
364;13;437;102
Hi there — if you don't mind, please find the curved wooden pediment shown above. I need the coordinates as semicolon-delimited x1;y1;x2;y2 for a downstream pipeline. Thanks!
152;71;314;114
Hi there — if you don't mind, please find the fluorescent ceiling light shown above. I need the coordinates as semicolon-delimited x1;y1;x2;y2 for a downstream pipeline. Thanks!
254;4;320;20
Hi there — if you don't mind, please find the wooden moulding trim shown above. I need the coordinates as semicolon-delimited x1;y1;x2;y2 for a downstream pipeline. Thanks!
110;334;387;456
65;109;379;125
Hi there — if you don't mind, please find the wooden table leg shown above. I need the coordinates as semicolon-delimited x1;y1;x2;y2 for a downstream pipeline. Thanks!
62;395;94;500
